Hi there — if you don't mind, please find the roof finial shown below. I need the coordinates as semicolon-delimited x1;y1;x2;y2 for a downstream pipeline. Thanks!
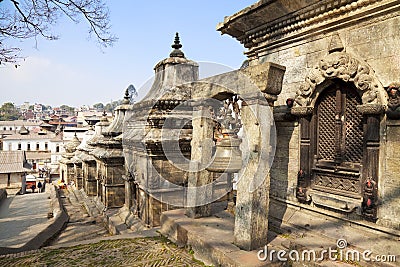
172;32;182;50
122;87;131;104
170;32;185;58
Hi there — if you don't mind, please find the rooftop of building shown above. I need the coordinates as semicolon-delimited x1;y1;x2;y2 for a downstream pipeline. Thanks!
0;151;31;174
2;131;58;141
0;120;42;126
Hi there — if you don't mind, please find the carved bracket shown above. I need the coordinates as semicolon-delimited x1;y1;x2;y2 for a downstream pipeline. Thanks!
240;62;286;105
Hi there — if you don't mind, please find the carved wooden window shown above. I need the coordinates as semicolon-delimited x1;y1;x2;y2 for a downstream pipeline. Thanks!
315;83;363;168
310;82;365;198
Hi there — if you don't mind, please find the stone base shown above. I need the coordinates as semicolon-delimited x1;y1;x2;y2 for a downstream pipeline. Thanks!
160;209;272;267
160;199;400;267
103;184;125;208
85;180;97;196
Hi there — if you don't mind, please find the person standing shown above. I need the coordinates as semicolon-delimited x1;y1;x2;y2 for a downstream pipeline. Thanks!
37;181;43;193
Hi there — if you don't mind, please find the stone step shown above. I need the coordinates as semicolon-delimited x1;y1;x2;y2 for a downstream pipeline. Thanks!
268;206;399;267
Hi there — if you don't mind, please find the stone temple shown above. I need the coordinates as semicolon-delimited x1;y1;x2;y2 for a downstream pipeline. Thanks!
60;0;400;264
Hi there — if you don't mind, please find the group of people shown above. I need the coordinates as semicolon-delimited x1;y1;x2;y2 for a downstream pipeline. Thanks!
30;181;44;193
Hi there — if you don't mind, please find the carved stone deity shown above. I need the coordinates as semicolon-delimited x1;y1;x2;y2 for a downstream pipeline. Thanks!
386;82;400;119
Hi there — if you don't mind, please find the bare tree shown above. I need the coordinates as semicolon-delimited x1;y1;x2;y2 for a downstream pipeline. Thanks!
0;0;116;65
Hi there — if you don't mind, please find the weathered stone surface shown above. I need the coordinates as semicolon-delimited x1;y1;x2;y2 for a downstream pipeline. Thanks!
234;102;273;251
220;0;400;233
186;106;214;218
221;2;399;106
122;38;199;226
379;122;400;229
270;122;299;201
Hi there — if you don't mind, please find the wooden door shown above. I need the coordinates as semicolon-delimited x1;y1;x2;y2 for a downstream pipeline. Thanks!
311;82;364;198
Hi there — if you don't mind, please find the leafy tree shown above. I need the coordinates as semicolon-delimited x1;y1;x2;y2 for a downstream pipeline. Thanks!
0;102;20;120
126;84;138;103
42;105;52;111
59;104;75;115
0;0;116;64
93;102;104;110
104;100;120;112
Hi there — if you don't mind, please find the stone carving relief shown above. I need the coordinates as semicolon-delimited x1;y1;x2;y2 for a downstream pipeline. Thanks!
386;82;400;119
292;51;385;115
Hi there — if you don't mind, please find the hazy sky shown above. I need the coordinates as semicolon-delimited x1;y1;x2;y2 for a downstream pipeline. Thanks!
0;1;256;107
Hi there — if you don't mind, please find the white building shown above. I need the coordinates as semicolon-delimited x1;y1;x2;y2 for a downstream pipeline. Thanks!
34;103;43;113
19;102;30;113
2;126;65;177
0;120;41;132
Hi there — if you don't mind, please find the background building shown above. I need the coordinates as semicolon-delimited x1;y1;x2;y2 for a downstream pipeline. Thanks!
0;151;31;188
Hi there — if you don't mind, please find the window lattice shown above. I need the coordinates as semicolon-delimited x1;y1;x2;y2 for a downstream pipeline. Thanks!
344;90;363;163
317;89;336;161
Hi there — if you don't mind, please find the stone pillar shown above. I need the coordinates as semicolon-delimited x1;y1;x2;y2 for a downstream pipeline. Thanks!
66;163;74;184
186;104;214;218
86;161;97;196
124;174;133;209
75;163;83;189
234;97;273;251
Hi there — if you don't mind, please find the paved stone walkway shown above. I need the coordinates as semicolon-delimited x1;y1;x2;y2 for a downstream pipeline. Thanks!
0;237;205;266
0;187;207;266
0;191;51;248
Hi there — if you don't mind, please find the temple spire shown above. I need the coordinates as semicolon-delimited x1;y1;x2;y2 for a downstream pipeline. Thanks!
169;32;185;58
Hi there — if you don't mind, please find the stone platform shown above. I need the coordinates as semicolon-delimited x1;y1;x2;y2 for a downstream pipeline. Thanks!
160;199;400;267
0;185;68;255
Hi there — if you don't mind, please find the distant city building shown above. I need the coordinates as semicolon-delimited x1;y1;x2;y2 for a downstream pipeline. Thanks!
33;103;43;113
19;102;30;113
0;151;31;189
2;125;64;177
22;110;35;120
78;105;90;112
0;120;41;133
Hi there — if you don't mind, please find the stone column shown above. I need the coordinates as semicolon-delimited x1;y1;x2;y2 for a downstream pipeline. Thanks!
186;104;214;218
124;174;133;209
234;97;273;251
75;163;83;189
86;162;97;196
